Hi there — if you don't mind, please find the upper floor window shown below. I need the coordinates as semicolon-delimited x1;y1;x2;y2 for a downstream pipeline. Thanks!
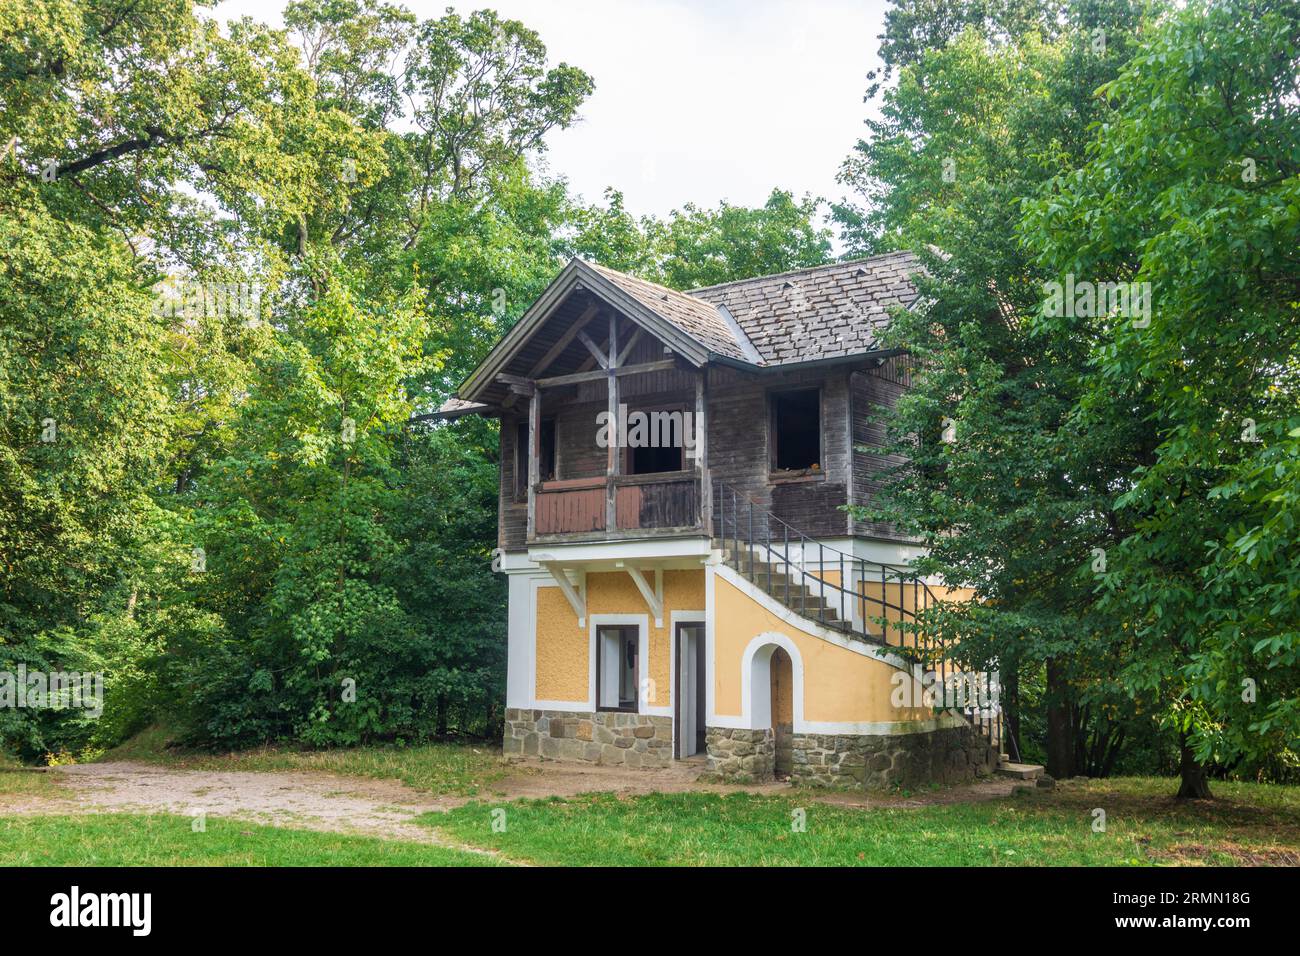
514;418;556;498
770;388;821;473
624;404;687;475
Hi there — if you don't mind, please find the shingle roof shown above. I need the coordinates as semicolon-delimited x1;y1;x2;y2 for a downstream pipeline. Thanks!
585;262;752;362
688;251;921;366
432;397;492;419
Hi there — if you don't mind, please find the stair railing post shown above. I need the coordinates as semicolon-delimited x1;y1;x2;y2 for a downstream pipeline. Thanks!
747;500;754;577
817;541;825;626
839;553;845;631
783;525;790;609
730;488;737;571
765;518;772;595
800;535;807;619
880;564;887;644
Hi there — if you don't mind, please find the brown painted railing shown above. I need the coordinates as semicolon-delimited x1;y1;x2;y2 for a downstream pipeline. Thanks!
534;477;606;535
533;472;701;537
712;479;1016;760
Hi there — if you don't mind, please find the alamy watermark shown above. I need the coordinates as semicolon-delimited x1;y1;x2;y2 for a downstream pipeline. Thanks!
0;665;104;718
153;278;264;326
596;403;700;458
1043;274;1151;327
890;668;999;716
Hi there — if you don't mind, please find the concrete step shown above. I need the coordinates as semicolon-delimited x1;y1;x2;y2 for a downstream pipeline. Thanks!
997;761;1044;781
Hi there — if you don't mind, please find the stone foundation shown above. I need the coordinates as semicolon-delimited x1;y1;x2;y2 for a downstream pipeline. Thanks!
704;727;776;782
705;722;998;789
793;723;998;789
503;707;672;768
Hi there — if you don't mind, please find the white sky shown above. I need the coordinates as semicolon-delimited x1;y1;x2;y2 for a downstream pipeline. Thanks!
212;0;888;223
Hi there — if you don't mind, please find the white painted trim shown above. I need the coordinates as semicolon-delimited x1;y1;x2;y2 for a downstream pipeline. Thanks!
625;566;663;627
534;698;591;710
527;536;713;566
712;564;910;670
742;632;805;731
669;609;706;759
506;573;535;708
588;613;666;716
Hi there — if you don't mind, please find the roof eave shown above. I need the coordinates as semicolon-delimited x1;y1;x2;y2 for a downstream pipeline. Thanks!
706;347;906;373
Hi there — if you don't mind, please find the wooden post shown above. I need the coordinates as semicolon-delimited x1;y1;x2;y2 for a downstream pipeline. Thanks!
526;386;540;540
696;367;710;533
605;312;620;533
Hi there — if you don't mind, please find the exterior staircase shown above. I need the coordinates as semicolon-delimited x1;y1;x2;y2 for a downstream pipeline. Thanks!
711;480;1021;764
711;541;853;632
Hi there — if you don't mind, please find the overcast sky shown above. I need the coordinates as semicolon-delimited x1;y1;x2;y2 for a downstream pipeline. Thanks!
213;0;889;223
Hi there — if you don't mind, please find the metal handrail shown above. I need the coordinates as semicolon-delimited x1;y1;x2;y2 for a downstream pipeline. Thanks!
711;479;1006;754
712;480;939;648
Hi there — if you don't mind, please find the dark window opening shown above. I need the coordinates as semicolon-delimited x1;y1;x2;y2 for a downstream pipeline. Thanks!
629;443;682;475
597;626;638;712
771;389;821;472
624;406;687;474
514;418;556;497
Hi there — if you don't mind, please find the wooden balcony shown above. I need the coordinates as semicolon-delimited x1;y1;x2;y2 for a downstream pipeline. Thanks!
533;472;702;540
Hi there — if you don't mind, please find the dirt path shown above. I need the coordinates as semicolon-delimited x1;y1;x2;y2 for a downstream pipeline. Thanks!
39;761;482;849
1;759;1024;852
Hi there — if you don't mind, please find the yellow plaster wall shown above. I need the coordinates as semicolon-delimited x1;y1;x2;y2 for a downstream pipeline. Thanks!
713;574;931;724
533;569;705;707
859;581;975;646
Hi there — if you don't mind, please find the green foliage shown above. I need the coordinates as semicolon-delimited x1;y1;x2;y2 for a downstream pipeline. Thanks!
841;0;1157;776
1022;0;1300;774
568;187;833;290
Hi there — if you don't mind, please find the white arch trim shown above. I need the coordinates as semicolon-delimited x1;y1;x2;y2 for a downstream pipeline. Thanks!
741;632;804;731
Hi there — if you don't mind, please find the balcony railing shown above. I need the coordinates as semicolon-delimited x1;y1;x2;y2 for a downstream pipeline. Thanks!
533;472;701;538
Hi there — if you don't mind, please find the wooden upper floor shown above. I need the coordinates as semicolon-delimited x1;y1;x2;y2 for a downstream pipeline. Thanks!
437;255;922;552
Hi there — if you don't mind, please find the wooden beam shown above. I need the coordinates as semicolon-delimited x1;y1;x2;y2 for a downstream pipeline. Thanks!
576;329;609;369
527;303;600;378
606;312;620;533
535;359;678;390
543;564;585;627
576;337;608;373
625;566;663;628
615;326;644;367
526;388;540;540
696;368;711;532
496;372;533;389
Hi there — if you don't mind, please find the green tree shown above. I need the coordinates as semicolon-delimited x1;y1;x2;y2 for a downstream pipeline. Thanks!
1022;0;1300;794
568;187;832;290
840;0;1158;779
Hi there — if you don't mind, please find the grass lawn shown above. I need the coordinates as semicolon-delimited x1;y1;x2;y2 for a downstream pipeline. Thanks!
103;725;510;797
427;778;1300;867
0;757;67;800
0;813;503;866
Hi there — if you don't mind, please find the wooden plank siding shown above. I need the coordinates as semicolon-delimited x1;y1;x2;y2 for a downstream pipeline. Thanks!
849;356;914;542
496;305;914;550
705;364;853;539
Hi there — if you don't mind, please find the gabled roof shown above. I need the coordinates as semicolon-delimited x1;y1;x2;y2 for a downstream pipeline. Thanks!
584;262;752;362
445;252;921;413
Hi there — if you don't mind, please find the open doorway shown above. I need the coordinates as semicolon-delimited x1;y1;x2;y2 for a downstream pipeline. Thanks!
770;647;794;778
674;622;706;758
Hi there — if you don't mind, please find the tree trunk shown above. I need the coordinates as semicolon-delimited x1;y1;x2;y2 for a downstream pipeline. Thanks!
1045;660;1074;778
1175;731;1212;799
435;694;449;738
1003;659;1020;761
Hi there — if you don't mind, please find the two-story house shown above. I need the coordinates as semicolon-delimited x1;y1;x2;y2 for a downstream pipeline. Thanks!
438;254;1003;788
